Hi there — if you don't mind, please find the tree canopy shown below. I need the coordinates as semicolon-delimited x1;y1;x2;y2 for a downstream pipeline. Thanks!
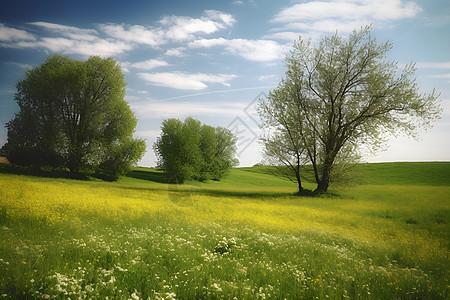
258;26;440;194
1;54;146;180
153;117;238;183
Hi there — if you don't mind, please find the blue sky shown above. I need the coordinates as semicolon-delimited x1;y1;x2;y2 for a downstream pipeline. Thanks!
1;0;449;167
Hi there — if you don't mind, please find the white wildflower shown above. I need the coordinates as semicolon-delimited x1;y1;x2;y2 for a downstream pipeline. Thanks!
130;290;140;300
212;283;222;292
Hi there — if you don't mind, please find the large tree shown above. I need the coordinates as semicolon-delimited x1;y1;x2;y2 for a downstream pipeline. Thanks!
2;54;146;179
258;27;440;194
154;117;238;183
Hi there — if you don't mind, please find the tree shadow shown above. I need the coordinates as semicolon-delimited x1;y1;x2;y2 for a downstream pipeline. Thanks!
126;169;169;183
0;164;90;180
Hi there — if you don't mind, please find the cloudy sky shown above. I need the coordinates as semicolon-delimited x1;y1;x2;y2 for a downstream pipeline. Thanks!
0;0;449;167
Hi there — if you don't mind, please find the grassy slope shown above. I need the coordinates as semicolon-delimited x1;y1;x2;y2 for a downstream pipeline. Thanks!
0;162;449;299
357;162;450;185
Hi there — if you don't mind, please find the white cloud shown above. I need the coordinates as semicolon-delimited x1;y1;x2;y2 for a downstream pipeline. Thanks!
205;10;236;27
189;38;288;62
5;61;32;69
161;10;235;41
272;0;422;36
165;47;186;57
100;24;165;47
0;23;35;41
101;10;235;47
131;100;245;119
35;37;132;56
162;16;218;40
126;58;169;70
29;22;98;41
138;72;237;90
274;0;421;23
189;37;227;48
0;10;235;57
1;22;132;56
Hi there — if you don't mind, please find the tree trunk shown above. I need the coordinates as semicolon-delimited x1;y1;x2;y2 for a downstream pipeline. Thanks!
316;160;332;193
316;177;329;193
295;168;303;194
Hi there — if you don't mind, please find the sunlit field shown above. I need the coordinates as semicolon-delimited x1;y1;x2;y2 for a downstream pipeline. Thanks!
0;162;449;299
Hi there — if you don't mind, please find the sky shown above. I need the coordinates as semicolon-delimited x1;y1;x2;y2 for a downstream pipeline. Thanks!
0;0;449;167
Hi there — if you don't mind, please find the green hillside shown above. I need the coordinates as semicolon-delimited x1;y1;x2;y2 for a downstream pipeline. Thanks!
125;162;450;192
357;162;450;186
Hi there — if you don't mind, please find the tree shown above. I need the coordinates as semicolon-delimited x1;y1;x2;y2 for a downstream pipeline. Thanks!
199;124;217;180
258;26;440;194
213;126;239;180
153;117;238;183
1;54;146;179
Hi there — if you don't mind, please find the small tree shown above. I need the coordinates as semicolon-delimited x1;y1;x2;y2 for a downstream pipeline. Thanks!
2;54;146;179
259;26;440;194
154;118;238;183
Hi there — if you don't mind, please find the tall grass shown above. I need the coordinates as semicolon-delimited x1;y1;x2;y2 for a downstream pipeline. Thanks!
0;162;449;299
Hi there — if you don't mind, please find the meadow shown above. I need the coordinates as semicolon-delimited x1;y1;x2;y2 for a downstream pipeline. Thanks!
0;162;449;299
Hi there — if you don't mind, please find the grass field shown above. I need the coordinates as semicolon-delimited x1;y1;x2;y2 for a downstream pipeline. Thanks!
0;162;449;299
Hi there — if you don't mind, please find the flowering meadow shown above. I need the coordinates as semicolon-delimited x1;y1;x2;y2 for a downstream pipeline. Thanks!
0;163;449;299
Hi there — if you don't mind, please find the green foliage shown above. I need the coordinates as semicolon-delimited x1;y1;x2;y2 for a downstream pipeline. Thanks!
259;26;441;193
1;54;145;180
213;126;239;179
97;137;147;181
199;124;216;180
154;117;238;183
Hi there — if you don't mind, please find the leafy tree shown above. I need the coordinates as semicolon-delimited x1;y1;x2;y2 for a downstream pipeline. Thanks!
154;118;238;183
1;54;146;179
199;124;217;180
213;126;239;180
258;26;440;194
153;118;184;181
179;117;203;181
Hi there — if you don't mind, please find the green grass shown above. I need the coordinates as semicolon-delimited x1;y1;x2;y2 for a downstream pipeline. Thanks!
357;162;450;185
0;162;449;299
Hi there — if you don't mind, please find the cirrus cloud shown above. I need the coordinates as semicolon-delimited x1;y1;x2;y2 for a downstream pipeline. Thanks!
29;22;98;41
131;100;245;119
138;72;237;90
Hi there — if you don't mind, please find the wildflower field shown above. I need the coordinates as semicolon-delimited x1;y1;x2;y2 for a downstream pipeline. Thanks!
0;162;449;299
